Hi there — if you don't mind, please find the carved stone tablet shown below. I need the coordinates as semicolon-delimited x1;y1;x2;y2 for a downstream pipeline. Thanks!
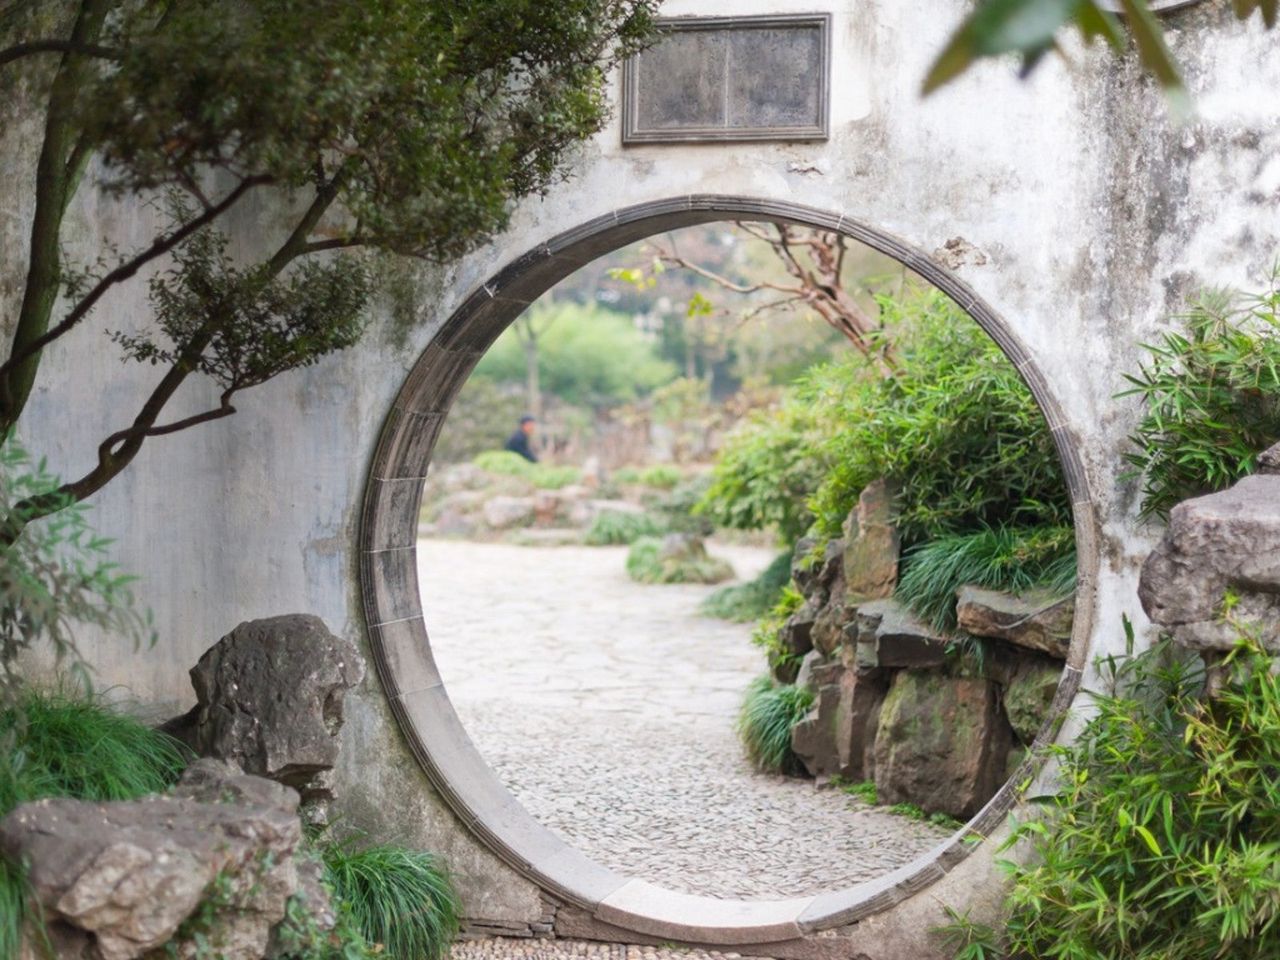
622;14;830;144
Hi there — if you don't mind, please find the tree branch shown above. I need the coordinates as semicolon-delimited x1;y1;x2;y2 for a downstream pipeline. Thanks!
0;174;268;381
0;38;120;68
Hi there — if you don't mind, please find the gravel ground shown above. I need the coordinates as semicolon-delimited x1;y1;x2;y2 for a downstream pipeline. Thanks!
451;938;760;960
419;539;950;903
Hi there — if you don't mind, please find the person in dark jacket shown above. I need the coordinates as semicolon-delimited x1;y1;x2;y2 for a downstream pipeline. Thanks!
504;415;538;463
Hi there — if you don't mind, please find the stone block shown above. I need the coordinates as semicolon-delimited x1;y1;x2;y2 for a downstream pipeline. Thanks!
1139;472;1280;651
853;599;950;669
835;666;889;782
872;670;1014;819
842;479;901;603
790;682;843;779
955;586;1074;659
1001;655;1063;746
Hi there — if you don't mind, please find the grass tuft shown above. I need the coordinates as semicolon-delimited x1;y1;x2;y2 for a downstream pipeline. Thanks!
320;840;461;960
625;537;734;585
700;552;793;622
895;524;1077;632
737;675;813;775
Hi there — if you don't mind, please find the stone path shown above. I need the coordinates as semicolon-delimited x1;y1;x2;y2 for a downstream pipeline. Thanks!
451;938;759;960
418;539;950;903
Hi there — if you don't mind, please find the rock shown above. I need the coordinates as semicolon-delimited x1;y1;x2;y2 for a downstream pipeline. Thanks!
426;490;485;537
773;600;819;682
482;495;536;529
655;533;735;584
164;615;364;809
1002;656;1064;746
1258;441;1280;474
1138;473;1280;651
790;681;843;779
842;479;900;603
791;537;822;596
853;599;951;669
873;671;1014;819
809;576;849;657
834;667;890;782
794;650;825;692
0;760;310;960
955;586;1074;659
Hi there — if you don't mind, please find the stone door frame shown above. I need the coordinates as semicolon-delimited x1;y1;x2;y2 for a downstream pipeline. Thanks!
358;195;1097;945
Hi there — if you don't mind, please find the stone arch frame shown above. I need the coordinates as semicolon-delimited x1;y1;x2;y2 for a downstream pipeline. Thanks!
359;196;1099;946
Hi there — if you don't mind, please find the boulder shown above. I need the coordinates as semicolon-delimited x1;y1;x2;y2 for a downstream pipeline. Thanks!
790;681;843;779
0;760;324;960
842;479;900;603
955;586;1074;659
482;495;536;529
1258;440;1280;474
809;578;849;657
852;598;951;669
791;537;822;597
1001;656;1064;747
872;670;1014;819
834;666;890;782
1139;472;1280;651
164;615;364;810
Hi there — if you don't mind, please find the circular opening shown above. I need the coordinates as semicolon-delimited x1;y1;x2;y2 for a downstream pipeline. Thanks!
359;196;1097;945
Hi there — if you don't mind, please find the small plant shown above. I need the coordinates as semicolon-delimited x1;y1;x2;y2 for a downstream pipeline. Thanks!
637;464;682;489
625;536;734;585
935;906;1003;960
470;450;581;490
838;779;879;805
1;858;29;960
583;510;667;546
737;675;813;775
1122;275;1280;520
700;552;793;622
750;585;806;674
320;840;461;960
894;524;1076;631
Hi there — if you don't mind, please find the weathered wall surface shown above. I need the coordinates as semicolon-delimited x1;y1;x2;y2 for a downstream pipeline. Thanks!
3;0;1278;950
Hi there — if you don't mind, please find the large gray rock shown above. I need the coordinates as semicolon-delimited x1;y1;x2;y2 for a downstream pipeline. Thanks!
165;615;364;807
0;760;323;960
1139;471;1280;651
955;586;1074;659
1001;656;1064;747
482;495;536;529
852;598;951;669
873;671;1014;819
841;479;900;604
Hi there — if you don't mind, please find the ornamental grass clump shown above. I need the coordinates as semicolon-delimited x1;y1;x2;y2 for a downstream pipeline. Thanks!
320;840;461;960
737;675;813;775
700;552;793;622
982;621;1280;960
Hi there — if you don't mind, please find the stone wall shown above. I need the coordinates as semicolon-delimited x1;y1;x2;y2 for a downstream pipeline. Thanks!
3;0;1279;952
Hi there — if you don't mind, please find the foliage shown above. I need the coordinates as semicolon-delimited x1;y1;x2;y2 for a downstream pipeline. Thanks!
750;586;806;674
432;378;526;465
895;525;1076;632
808;291;1071;545
625;537;734;585
471;451;580;490
700;552;793;622
0;686;187;818
1;857;27;960
0;440;153;697
583;510;667;546
990;625;1280;960
272;884;379;960
831;776;879;805
699;289;1071;550
737;675;813;775
935;906;1003;960
1121;278;1280;521
925;0;1277;99
320;840;461;960
0;0;657;534
694;397;831;542
611;464;682;489
650;474;716;537
472;303;676;408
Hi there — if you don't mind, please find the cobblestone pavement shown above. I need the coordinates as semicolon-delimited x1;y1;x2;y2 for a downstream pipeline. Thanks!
419;539;950;903
451;937;761;960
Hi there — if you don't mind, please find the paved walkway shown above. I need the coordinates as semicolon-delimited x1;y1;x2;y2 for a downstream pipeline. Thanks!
418;539;949;903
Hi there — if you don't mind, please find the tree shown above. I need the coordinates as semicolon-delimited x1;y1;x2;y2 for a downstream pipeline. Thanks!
927;0;1276;98
0;0;656;542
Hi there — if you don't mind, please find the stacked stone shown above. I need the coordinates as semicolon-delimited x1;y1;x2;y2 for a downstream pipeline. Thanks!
781;481;1072;820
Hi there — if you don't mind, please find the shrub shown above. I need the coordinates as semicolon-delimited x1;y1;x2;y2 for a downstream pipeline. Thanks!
700;552;793;621
652;473;716;537
625;536;735;585
320;841;461;960
992;624;1280;960
471;450;580;489
737;675;813;774
750;585;806;674
583;510;667;546
637;464;682;489
895;524;1077;631
1122;276;1280;520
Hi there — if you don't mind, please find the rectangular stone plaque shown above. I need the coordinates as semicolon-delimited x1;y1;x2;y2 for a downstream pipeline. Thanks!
622;14;830;144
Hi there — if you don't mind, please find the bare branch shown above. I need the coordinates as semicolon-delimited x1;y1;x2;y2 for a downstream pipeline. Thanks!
0;38;120;68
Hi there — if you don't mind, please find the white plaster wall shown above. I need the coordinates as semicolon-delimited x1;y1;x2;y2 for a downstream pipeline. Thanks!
4;0;1279;934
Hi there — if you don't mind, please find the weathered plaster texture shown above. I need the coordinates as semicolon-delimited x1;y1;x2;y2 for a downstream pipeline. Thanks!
2;0;1277;951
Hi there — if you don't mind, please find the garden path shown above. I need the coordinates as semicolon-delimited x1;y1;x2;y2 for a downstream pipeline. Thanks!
419;537;950;910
